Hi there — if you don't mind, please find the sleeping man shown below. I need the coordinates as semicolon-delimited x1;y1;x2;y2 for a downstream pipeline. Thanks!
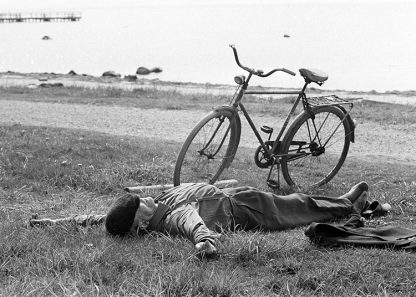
30;182;369;255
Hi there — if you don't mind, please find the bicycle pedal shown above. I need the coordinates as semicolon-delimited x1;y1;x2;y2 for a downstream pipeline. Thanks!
267;179;280;189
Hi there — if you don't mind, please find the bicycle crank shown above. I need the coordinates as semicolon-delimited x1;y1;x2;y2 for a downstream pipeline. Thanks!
254;141;277;168
266;156;281;190
254;146;272;168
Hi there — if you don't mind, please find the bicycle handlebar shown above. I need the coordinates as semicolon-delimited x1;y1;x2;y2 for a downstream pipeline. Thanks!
229;44;296;77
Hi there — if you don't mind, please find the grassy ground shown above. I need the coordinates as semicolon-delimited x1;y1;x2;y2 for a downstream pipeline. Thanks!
1;85;416;296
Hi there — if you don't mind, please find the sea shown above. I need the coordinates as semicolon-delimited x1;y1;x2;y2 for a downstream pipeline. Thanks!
1;0;416;92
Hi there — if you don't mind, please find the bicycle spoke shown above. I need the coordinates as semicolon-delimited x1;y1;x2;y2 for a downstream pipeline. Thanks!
199;116;228;153
175;111;236;184
281;106;351;189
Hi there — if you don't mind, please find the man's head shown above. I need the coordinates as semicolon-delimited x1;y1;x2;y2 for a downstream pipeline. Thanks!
105;193;141;236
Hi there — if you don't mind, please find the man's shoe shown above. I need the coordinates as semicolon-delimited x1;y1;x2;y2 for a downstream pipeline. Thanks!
362;201;392;218
341;181;369;203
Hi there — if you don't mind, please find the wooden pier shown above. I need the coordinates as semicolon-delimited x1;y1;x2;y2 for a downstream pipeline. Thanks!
0;12;81;23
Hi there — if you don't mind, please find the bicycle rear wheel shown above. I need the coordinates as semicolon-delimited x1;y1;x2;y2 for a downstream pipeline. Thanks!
281;106;352;190
173;108;240;186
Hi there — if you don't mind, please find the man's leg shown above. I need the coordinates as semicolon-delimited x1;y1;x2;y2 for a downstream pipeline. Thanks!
230;182;368;231
338;182;369;203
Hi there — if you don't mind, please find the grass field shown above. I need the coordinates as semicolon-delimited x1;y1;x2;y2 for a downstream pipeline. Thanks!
1;84;416;296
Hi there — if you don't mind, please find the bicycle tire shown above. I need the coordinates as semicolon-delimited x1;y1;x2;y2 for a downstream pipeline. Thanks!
173;108;240;186
280;106;352;189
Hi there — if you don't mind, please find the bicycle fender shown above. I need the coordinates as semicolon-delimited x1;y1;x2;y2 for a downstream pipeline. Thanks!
213;106;241;167
212;106;241;132
334;105;355;143
213;105;237;115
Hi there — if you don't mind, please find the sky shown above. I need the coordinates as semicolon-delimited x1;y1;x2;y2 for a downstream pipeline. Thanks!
1;0;415;91
1;0;412;11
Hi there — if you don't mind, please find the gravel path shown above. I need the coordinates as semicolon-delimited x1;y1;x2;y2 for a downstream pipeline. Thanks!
1;99;415;164
1;100;206;142
0;99;290;145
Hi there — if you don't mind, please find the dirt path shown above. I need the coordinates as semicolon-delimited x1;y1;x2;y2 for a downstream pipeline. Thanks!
1;99;415;164
0;100;205;142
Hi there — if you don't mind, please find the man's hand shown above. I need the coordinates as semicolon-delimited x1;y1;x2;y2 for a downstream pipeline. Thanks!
195;240;217;256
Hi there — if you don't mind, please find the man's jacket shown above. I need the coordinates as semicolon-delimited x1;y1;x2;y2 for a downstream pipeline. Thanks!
305;220;416;250
149;183;234;245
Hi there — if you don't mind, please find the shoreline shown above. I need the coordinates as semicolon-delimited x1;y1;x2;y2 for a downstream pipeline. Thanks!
1;71;416;105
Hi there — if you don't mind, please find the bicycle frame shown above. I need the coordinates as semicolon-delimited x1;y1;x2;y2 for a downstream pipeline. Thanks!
230;71;310;161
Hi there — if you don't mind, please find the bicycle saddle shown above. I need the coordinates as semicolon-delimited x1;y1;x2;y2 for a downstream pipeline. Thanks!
299;68;328;84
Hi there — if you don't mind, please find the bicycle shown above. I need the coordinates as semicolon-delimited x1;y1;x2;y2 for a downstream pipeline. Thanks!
173;45;356;190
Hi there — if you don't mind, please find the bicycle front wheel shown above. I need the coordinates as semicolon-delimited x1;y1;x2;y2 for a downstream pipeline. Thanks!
173;108;240;186
281;106;352;189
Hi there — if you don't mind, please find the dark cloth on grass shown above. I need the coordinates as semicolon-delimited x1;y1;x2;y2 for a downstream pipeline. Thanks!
304;216;416;250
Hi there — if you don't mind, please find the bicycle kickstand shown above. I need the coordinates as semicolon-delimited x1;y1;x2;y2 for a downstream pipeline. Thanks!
266;156;280;190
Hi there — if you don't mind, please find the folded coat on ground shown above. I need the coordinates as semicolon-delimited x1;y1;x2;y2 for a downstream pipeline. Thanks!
305;222;416;250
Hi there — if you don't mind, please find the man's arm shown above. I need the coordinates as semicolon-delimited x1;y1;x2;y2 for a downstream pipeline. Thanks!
29;214;106;227
163;205;219;255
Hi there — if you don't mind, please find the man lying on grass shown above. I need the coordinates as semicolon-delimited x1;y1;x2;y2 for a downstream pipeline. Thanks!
30;182;369;256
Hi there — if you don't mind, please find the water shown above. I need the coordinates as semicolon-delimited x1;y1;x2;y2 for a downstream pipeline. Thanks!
1;0;416;92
